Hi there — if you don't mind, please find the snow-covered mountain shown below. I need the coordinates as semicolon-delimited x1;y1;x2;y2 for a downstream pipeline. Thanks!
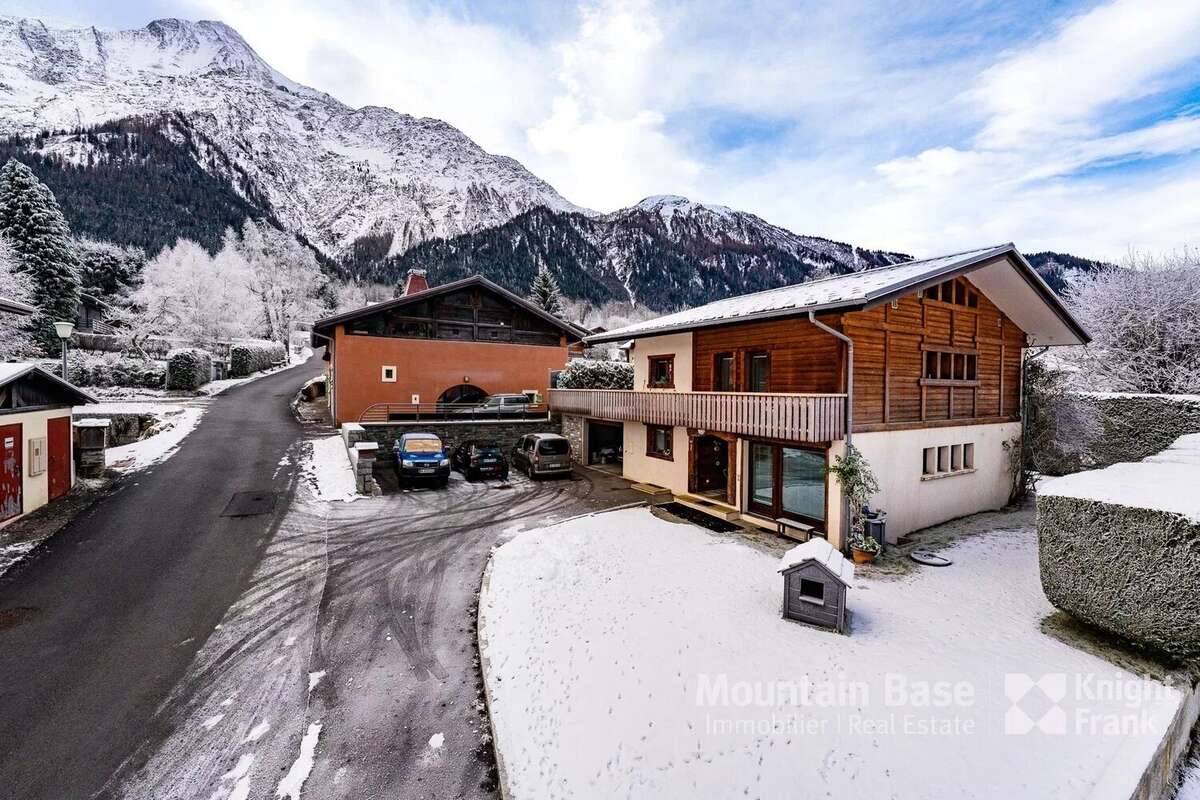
0;15;585;257
379;197;911;311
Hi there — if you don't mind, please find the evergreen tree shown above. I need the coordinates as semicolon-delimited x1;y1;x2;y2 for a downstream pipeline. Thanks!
528;266;564;317
0;158;81;353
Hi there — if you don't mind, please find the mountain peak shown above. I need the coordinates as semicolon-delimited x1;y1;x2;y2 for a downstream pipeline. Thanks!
634;195;734;217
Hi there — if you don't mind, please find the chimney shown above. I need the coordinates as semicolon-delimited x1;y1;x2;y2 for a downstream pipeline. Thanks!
402;268;429;296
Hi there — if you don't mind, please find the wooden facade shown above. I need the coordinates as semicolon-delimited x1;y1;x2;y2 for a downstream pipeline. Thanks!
681;276;1026;434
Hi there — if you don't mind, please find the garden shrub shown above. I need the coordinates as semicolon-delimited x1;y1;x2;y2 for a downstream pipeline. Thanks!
166;347;212;390
556;358;634;389
228;340;287;377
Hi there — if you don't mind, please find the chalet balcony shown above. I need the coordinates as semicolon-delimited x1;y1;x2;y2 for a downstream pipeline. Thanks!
549;389;847;443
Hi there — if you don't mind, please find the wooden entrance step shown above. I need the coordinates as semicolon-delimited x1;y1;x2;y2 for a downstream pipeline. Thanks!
630;482;672;498
674;494;741;522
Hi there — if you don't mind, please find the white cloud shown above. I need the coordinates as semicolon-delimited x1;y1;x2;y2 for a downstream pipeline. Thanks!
117;0;1200;259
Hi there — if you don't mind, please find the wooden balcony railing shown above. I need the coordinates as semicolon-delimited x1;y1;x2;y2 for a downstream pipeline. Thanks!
549;389;846;443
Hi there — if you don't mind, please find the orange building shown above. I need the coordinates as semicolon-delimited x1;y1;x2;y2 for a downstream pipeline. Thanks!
313;272;587;426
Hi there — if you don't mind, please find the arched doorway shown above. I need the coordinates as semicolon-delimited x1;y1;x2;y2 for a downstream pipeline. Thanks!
437;384;488;405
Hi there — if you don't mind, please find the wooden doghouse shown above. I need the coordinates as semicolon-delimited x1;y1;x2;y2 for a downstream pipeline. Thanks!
777;538;854;634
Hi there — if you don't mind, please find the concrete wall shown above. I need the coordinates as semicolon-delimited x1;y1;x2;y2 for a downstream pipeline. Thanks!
621;421;689;493
330;324;570;425
630;332;693;392
343;419;561;463
833;420;1021;541
1;408;74;520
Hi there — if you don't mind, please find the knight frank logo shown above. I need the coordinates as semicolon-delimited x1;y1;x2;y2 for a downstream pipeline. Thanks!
1004;673;1068;735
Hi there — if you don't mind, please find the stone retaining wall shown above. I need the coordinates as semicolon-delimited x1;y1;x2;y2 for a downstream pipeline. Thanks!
560;414;584;464
72;411;165;446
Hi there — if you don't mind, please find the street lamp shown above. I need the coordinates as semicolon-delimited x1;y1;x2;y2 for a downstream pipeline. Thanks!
53;321;75;380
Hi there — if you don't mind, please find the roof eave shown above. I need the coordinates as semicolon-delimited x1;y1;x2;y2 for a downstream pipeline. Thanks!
585;299;866;344
0;364;96;405
0;296;35;316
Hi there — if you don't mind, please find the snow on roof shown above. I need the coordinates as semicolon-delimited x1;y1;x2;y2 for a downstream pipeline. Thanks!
0;361;96;403
778;537;854;587
588;244;1020;343
0;295;35;315
1040;434;1200;523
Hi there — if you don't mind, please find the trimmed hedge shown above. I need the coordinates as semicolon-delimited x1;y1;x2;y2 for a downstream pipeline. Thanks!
229;340;287;377
166;348;213;390
556;358;634;389
64;352;166;389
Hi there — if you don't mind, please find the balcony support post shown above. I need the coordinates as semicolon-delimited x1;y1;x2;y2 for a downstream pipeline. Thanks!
808;311;854;550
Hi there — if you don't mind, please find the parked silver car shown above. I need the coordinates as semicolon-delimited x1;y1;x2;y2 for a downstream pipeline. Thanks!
510;433;572;478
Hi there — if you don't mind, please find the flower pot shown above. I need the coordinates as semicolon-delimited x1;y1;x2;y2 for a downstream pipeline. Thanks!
851;547;877;564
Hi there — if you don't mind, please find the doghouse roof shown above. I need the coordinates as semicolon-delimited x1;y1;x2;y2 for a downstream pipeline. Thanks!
778;538;854;587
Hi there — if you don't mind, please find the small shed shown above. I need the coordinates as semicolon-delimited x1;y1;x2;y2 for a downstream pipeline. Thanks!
777;538;854;634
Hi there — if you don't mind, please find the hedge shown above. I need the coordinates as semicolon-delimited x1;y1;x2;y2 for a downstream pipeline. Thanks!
65;353;166;389
556;358;634;389
228;340;288;377
166;348;213;390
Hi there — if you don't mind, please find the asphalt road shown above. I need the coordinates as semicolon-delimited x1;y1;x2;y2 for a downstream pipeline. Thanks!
0;356;642;800
0;357;322;799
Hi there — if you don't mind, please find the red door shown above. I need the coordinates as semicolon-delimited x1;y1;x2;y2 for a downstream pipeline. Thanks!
0;424;21;522
48;416;71;501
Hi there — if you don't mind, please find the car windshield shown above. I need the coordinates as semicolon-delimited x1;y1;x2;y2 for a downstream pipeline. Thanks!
537;439;569;455
402;438;442;453
473;443;501;454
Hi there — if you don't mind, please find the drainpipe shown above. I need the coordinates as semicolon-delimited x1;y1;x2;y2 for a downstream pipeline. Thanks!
807;312;853;448
808;311;854;549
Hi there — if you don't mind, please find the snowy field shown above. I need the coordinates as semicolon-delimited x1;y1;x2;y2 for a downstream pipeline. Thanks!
480;507;1185;800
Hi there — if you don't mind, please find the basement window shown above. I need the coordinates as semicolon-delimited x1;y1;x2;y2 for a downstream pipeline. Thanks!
646;425;673;460
922;442;976;479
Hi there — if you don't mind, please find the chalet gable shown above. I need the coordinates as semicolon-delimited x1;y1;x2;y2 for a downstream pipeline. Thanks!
313;275;587;348
0;363;95;411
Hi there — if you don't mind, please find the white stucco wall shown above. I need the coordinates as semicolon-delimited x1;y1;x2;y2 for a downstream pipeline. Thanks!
621;422;690;494
831;421;1021;541
0;408;73;521
630;332;693;391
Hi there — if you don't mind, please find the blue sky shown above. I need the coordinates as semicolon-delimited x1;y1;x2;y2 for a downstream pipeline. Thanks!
13;0;1200;259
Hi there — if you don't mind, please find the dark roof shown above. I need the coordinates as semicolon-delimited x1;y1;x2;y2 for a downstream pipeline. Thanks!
312;275;589;342
0;296;35;316
588;244;1089;346
0;362;96;407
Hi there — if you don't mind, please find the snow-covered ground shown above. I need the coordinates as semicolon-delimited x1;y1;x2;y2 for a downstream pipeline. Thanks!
105;408;204;473
480;507;1185;800
298;435;359;503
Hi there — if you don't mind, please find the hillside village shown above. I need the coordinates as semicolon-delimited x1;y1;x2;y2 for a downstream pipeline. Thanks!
0;6;1198;800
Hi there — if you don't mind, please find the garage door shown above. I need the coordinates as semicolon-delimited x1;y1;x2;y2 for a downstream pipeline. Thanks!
48;416;71;501
1;423;22;522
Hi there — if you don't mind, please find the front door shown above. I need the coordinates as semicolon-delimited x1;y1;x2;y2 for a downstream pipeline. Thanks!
0;424;22;522
694;435;729;497
48;416;71;501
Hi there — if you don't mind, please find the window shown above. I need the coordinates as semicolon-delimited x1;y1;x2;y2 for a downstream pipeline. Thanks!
646;425;673;460
922;442;976;479
748;442;826;526
799;578;826;605
648;355;674;388
714;353;734;391
922;349;978;384
922;278;978;308
381;365;397;382
747;352;770;392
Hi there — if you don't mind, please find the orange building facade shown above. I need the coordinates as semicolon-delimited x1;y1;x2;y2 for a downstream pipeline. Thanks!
314;274;585;426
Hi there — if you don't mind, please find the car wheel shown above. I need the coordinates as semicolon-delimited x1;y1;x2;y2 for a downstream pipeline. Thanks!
440;477;449;488
467;468;477;481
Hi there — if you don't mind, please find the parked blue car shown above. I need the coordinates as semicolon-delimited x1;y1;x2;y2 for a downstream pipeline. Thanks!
393;432;450;488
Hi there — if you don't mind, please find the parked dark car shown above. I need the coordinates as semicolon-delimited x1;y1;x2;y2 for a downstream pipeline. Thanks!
510;433;572;478
451;440;509;481
393;432;450;487
454;393;537;417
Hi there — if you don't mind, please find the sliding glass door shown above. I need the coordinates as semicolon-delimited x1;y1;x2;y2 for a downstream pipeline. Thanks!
747;442;827;527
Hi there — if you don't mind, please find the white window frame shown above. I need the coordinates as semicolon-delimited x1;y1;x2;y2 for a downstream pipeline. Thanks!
381;365;397;383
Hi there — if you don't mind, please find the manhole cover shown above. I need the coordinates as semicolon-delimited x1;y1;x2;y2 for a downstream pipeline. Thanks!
910;550;953;567
221;491;278;517
0;606;39;631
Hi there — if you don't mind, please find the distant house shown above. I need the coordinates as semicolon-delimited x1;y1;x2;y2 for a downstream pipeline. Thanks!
312;271;588;426
552;244;1089;548
1;363;95;524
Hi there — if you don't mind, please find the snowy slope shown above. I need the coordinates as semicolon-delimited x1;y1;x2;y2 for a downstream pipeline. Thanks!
0;15;585;257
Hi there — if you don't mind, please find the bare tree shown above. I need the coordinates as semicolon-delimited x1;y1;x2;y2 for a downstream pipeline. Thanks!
1065;249;1200;394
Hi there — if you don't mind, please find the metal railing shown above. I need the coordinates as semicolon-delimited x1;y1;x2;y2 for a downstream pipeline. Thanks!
359;402;552;424
549;389;846;443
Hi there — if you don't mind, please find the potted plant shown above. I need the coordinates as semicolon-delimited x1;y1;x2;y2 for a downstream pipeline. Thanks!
827;445;882;562
847;530;882;564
